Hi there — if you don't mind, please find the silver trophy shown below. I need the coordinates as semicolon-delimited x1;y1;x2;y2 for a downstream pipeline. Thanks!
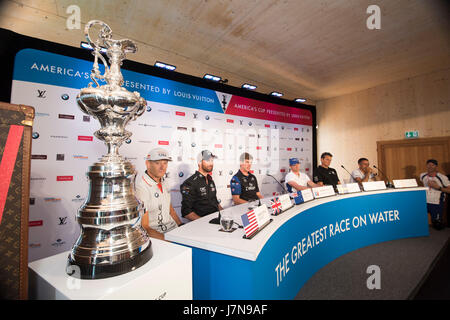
67;20;152;279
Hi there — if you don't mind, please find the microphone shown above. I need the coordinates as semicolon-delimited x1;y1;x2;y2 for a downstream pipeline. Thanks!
373;165;394;188
341;165;358;183
209;207;221;225
266;173;289;195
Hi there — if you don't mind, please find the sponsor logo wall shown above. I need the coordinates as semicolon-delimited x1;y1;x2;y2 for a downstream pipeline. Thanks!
11;49;313;261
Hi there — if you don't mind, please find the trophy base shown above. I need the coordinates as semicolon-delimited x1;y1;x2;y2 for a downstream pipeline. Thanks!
66;243;153;280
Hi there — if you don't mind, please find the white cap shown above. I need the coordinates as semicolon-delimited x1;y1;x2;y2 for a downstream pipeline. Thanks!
145;148;172;161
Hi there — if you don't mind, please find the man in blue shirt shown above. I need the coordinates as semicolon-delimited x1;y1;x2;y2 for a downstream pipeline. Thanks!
230;152;263;205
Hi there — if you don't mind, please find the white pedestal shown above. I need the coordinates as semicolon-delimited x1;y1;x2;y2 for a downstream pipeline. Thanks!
28;238;192;300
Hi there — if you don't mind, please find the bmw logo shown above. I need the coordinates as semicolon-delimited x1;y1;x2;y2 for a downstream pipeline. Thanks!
229;170;233;175
205;115;210;120
179;172;184;178
61;94;69;100
248;122;252;126
125;138;132;144
154;193;159;198
191;142;196;147
32;132;39;139
146;106;152;112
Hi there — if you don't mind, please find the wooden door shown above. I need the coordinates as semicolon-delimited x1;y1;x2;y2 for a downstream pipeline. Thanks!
377;137;450;183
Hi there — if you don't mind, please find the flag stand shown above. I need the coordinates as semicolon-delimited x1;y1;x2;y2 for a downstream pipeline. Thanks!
242;219;273;240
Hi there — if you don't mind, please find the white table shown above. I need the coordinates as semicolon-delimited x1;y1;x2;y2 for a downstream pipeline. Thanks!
166;188;428;261
28;238;192;300
165;188;429;299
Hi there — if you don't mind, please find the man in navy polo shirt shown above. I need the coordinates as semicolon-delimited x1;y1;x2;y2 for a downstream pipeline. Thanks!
230;152;263;205
313;152;341;187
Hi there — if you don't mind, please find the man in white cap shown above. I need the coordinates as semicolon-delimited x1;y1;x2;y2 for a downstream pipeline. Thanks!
180;150;223;221
135;147;182;240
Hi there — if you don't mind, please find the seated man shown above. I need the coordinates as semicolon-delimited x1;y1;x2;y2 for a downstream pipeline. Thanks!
285;158;319;192
313;152;341;187
135;148;182;240
350;158;379;185
180;150;223;221
420;159;450;230
230;152;263;205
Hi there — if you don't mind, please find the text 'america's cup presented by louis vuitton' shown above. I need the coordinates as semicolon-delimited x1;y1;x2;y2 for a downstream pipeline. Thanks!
67;20;152;279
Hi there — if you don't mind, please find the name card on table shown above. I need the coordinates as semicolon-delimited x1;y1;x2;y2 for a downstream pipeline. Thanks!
270;194;293;215
291;189;314;204
337;183;361;194
241;204;271;239
393;179;418;189
279;194;293;210
362;181;387;191
312;185;336;199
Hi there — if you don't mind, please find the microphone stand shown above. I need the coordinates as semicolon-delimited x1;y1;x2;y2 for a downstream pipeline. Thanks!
341;165;362;191
209;207;221;225
373;165;394;188
266;173;290;196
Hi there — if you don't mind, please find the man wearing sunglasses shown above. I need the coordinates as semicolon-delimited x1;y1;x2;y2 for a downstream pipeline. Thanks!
135;148;182;240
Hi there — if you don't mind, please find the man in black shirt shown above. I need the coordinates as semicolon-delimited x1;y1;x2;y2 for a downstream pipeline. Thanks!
180;150;223;220
230;152;263;204
313;152;341;187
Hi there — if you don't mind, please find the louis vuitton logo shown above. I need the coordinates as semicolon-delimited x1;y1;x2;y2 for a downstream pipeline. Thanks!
37;90;46;98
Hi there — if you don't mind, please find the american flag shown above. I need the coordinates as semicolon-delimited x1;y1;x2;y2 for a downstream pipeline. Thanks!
271;197;282;215
241;210;259;237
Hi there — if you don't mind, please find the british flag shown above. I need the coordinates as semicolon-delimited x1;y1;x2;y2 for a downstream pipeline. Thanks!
271;197;282;215
241;210;259;238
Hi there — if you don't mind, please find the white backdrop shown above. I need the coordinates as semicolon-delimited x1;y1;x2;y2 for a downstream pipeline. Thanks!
11;49;313;262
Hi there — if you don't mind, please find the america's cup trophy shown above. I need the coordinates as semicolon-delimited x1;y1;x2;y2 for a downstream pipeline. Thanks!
67;20;152;279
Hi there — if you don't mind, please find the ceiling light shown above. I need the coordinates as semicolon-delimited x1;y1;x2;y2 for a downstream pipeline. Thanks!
80;41;107;54
242;83;257;90
270;91;283;97
295;98;306;103
154;61;176;71
204;74;222;82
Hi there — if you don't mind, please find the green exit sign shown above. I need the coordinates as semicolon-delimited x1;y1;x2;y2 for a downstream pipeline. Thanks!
405;130;419;139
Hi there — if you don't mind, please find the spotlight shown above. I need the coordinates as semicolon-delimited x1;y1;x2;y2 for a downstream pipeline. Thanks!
154;61;176;71
80;41;107;54
242;83;257;90
294;98;306;103
270;91;283;97
204;74;222;82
